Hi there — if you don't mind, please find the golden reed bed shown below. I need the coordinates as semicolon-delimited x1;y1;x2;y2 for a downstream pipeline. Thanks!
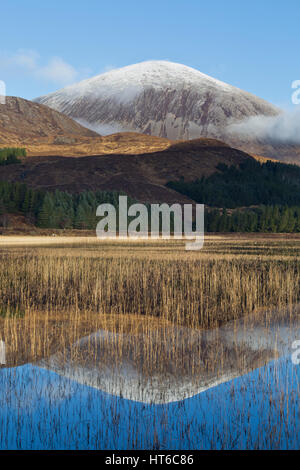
1;235;300;329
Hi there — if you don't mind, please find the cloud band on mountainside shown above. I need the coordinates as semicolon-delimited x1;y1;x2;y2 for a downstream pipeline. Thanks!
227;108;300;144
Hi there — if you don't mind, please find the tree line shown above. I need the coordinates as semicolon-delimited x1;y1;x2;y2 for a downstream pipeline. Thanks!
2;178;300;232
167;159;300;208
0;180;133;229
0;147;26;166
205;206;300;233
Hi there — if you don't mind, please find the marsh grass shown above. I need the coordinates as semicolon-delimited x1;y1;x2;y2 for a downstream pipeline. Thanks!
0;309;280;374
1;236;300;328
0;308;298;450
0;236;299;449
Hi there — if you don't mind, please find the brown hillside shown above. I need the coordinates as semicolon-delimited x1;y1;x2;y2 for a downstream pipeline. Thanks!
1;98;284;160
0;97;172;156
0;96;99;143
0;140;253;203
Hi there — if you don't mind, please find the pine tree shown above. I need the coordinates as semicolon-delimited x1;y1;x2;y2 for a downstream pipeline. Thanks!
37;194;54;228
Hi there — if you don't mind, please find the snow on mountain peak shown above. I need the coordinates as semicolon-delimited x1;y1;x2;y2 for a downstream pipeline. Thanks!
38;60;234;103
35;60;279;141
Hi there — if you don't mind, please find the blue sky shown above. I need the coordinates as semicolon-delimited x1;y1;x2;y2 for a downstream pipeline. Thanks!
0;0;299;108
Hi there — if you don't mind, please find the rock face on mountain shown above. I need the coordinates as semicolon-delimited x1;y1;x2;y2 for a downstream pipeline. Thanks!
0;96;99;147
36;60;300;161
35;61;279;139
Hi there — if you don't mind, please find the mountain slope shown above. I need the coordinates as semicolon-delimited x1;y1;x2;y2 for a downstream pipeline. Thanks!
0;96;99;145
35;61;279;139
35;60;300;161
0;96;174;156
0;138;252;203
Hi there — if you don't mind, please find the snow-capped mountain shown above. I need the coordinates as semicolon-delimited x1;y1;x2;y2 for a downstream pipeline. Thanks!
35;60;279;141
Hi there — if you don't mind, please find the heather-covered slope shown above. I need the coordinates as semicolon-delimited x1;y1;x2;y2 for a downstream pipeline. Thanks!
0;138;251;203
0;96;98;145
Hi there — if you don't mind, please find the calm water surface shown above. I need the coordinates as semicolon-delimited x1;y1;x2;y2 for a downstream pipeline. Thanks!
0;310;299;450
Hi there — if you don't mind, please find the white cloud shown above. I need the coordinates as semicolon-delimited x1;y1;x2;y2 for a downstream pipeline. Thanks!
75;118;128;135
37;57;77;84
12;49;39;70
227;108;300;145
0;49;80;86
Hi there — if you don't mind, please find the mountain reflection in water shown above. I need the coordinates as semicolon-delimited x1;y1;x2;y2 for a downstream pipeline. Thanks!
0;308;299;449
